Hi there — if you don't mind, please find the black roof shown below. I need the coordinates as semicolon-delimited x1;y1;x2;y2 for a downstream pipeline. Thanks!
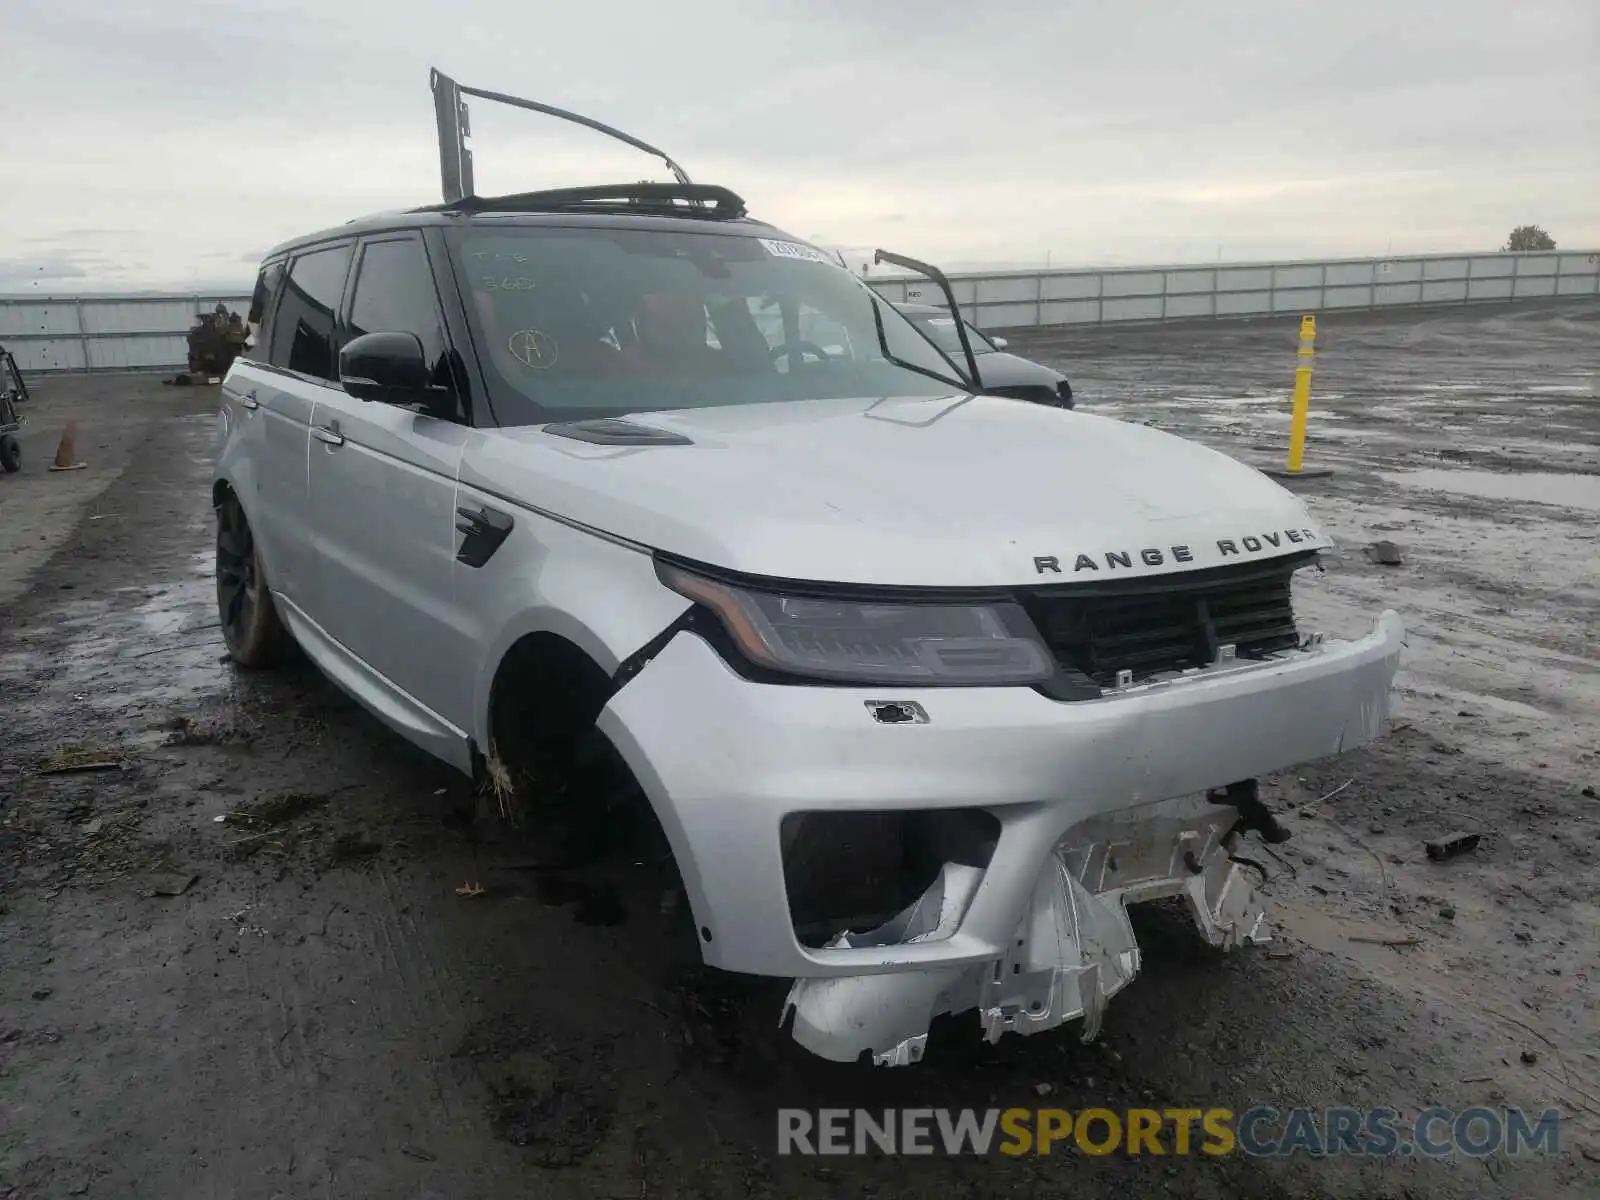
261;181;781;263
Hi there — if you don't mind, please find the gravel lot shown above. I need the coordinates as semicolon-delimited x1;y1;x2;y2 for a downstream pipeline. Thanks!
1;302;1596;1199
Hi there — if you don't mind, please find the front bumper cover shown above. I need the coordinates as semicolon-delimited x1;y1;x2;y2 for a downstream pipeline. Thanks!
597;609;1403;1055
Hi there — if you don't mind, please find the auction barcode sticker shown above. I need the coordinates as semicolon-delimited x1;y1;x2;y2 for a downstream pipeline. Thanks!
759;238;836;265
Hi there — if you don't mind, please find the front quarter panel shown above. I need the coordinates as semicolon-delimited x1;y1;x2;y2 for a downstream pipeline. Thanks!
453;475;691;753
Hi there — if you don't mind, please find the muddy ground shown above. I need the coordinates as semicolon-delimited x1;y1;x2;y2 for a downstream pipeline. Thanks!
1;303;1596;1199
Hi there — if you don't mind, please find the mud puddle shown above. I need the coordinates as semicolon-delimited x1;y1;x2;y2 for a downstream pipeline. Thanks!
1380;468;1600;512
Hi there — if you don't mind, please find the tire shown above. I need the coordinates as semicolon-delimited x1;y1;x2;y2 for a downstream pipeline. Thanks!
215;493;296;667
0;435;19;473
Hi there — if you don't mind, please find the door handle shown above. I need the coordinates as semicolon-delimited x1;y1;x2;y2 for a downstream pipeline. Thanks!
238;390;259;410
313;421;344;447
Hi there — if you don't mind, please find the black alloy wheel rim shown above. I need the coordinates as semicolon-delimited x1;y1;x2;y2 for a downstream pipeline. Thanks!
216;501;258;647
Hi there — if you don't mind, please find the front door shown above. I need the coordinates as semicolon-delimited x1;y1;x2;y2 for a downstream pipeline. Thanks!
241;246;355;603
303;235;476;760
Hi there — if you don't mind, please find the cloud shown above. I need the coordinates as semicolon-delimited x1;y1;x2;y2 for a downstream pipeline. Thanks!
2;0;1596;289
0;250;94;289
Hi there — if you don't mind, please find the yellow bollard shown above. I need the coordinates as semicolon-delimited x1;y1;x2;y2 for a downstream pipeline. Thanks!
1264;314;1334;479
1286;316;1315;472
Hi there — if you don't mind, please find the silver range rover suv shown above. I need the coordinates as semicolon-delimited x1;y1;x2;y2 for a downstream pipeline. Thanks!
212;70;1404;1066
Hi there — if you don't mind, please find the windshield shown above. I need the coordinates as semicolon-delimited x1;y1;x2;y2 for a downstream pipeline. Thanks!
900;310;996;356
450;226;968;424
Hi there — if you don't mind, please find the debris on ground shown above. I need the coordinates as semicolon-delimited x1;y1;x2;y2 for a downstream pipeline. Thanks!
1424;831;1481;861
1520;1049;1539;1065
455;880;486;898
1364;540;1405;565
1583;786;1596;799
38;744;124;775
1347;934;1423;947
148;872;198;897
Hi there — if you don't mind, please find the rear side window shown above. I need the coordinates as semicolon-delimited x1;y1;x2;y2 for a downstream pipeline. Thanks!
270;244;353;380
347;238;450;386
242;260;285;361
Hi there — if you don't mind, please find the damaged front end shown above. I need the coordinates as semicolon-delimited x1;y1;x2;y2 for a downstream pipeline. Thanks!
782;788;1274;1066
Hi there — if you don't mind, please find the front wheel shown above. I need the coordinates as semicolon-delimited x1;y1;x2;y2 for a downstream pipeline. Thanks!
216;493;296;667
0;434;19;473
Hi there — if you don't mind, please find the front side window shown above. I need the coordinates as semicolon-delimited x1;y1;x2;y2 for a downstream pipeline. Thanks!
270;243;352;380
347;237;453;391
243;259;285;360
450;227;966;425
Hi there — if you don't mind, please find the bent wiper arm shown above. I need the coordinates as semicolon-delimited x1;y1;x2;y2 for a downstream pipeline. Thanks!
873;249;982;388
867;296;969;393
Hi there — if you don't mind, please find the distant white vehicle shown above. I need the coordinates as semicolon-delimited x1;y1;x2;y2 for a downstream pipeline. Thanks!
212;68;1403;1066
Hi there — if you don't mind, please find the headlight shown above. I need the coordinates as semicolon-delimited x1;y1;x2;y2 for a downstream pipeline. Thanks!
658;563;1054;685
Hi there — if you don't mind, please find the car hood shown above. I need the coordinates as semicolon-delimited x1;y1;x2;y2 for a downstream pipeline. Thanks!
974;351;1064;390
460;394;1330;587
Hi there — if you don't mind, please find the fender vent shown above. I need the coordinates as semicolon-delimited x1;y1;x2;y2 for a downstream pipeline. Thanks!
544;418;693;446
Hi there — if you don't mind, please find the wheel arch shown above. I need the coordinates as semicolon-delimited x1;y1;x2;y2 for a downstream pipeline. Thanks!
483;629;617;762
480;622;710;944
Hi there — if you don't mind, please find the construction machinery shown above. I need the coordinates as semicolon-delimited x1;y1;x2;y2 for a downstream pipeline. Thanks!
172;304;249;385
0;343;27;473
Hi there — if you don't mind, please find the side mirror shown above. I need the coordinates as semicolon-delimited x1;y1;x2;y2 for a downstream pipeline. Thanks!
990;336;1008;350
339;331;434;405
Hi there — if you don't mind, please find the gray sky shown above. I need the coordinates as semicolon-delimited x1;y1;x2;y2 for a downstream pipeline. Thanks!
3;0;1596;291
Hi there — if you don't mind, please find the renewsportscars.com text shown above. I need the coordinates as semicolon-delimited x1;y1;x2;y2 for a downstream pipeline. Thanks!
776;1106;1563;1158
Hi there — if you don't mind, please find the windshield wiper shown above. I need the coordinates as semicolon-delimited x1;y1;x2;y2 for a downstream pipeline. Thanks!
867;296;969;393
873;249;984;388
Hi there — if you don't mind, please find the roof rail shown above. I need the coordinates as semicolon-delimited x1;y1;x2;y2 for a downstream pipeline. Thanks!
430;67;693;205
418;181;748;220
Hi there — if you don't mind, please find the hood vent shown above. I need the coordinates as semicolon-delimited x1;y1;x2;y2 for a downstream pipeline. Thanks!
543;418;694;447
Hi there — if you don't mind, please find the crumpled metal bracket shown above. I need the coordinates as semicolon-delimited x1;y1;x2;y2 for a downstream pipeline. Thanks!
782;800;1271;1065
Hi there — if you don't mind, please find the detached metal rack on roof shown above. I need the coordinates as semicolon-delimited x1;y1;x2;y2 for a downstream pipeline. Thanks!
429;67;744;219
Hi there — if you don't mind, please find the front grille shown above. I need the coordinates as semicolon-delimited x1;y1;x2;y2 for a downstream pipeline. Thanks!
1023;557;1307;687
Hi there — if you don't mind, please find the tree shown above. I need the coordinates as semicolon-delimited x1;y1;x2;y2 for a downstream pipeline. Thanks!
1504;225;1556;252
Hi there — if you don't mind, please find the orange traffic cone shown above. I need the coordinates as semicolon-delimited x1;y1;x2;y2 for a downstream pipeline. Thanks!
48;419;87;472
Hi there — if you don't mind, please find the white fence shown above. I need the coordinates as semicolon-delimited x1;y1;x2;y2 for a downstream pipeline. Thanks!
867;249;1600;331
3;247;1598;372
0;293;251;373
